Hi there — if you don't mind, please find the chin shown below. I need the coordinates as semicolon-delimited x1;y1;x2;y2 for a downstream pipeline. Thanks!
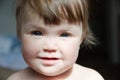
40;70;63;77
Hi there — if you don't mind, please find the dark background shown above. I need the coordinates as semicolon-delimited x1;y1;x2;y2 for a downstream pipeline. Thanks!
77;0;120;80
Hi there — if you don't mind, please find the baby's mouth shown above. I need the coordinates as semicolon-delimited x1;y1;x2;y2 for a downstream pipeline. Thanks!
38;57;60;66
40;57;59;60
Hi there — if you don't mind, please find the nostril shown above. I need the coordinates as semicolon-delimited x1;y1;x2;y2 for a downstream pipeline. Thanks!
43;49;56;53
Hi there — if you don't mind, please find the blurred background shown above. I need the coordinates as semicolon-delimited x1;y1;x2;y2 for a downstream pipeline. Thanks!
0;0;120;80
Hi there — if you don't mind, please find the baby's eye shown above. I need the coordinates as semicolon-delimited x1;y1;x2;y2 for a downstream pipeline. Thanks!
31;31;43;36
60;32;71;37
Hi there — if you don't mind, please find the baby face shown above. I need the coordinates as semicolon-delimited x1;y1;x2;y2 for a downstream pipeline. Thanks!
20;14;83;76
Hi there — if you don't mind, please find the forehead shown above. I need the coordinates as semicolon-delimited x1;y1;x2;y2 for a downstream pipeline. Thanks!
22;6;81;27
23;13;81;29
22;9;82;32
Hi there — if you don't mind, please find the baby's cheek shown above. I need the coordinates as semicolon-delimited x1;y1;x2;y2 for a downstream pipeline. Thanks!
68;42;80;58
63;43;79;57
22;42;38;58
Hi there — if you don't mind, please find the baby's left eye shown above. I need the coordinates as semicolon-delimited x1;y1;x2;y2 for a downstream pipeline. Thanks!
60;33;71;37
31;31;43;36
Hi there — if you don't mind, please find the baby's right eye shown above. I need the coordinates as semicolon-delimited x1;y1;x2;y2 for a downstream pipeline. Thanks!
31;31;43;36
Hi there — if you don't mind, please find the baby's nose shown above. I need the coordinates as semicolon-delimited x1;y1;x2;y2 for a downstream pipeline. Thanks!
43;49;56;53
42;37;57;53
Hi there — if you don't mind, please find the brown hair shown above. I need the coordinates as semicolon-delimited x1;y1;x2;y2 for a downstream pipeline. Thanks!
15;0;96;46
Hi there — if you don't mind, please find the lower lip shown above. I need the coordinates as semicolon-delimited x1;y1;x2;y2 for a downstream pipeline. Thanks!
39;58;60;66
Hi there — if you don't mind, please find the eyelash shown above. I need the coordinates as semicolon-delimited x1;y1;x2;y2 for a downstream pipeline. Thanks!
60;32;71;37
30;31;71;37
31;31;43;36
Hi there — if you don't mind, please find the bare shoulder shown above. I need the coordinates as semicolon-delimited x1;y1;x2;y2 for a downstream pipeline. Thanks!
7;71;22;80
73;64;104;80
7;68;29;80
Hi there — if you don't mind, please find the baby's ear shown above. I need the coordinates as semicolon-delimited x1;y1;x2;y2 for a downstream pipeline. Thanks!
79;23;84;44
80;31;85;44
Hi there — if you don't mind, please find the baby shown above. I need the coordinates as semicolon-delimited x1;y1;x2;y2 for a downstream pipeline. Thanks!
7;0;104;80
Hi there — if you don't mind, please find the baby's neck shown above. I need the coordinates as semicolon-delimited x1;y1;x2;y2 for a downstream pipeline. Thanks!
27;67;73;80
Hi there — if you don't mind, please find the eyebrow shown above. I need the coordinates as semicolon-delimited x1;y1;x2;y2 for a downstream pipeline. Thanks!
24;23;46;31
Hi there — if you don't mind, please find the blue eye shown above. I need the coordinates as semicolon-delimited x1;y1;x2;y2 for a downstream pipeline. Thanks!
60;33;70;37
31;31;43;36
